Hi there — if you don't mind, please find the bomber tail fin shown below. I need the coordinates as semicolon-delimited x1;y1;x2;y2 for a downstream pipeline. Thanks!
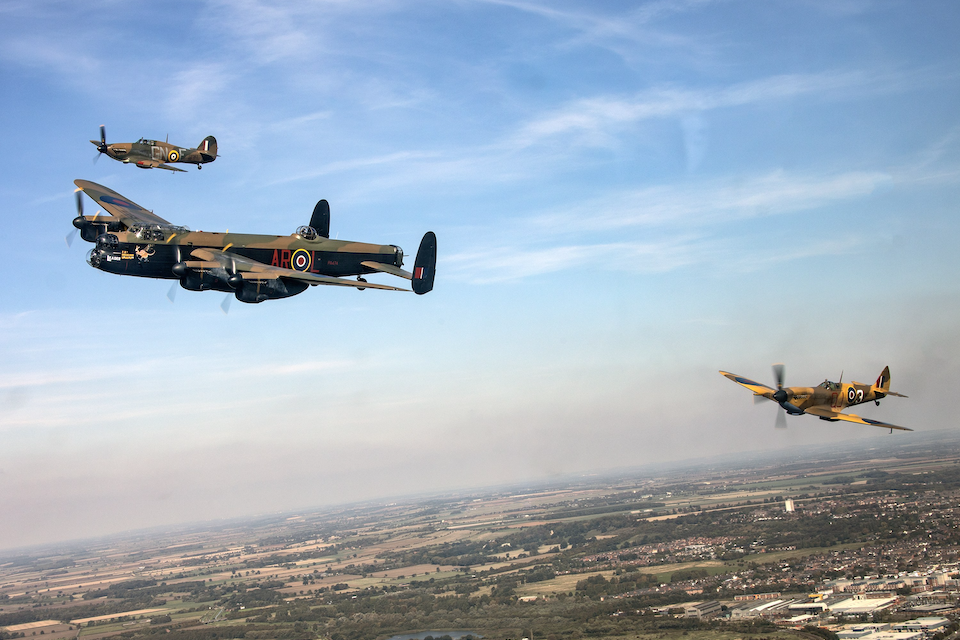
412;231;436;295
198;136;218;162
310;199;330;238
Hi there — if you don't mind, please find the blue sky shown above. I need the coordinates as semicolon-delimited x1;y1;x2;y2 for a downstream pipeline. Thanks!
1;0;960;551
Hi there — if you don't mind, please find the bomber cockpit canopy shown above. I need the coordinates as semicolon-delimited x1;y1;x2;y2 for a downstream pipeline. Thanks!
128;223;189;240
818;379;841;391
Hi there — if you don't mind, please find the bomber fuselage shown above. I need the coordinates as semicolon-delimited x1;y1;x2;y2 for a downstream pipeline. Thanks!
85;225;403;289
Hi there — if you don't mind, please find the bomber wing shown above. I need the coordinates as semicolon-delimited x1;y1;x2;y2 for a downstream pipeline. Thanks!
190;248;408;292
719;370;776;399
804;406;912;431
74;180;175;227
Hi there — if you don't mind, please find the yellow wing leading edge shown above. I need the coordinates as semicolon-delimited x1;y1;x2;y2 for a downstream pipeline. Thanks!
803;406;912;431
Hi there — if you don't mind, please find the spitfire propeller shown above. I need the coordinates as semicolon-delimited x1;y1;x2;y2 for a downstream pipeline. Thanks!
769;363;805;428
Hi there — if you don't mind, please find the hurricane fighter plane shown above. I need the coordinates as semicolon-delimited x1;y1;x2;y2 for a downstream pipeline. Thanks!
720;364;910;432
70;180;436;304
91;126;217;171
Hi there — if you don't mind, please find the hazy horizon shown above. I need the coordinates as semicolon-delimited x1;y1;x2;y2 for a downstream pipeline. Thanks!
2;426;955;556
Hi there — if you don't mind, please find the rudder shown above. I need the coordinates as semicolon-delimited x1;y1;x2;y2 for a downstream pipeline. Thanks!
875;365;891;392
310;199;330;238
412;231;436;295
198;136;217;162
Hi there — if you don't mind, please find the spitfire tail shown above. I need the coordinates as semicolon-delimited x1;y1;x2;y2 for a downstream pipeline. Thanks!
198;136;217;162
875;365;891;392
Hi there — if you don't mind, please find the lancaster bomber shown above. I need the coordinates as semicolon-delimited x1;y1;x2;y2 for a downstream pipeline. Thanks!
70;180;436;304
91;125;217;171
720;364;910;432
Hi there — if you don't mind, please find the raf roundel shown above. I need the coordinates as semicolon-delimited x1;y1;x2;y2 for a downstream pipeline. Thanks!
847;387;857;403
168;149;180;162
291;249;312;272
99;194;135;209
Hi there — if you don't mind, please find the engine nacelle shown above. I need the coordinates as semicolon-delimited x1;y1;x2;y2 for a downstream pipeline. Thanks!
74;216;122;243
179;270;230;292
234;278;308;303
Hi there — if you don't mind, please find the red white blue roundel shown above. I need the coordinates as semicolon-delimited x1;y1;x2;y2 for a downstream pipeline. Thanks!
291;249;311;272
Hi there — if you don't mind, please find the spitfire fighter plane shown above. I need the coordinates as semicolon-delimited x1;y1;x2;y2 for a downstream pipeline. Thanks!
70;180;436;304
720;364;910;432
91;126;217;171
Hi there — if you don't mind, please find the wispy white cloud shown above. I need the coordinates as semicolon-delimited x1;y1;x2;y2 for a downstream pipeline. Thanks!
470;0;717;61
0;35;100;78
202;0;314;63
265;150;444;186
531;169;893;232
440;167;892;283
444;231;867;284
164;62;235;120
445;237;705;283
506;70;909;150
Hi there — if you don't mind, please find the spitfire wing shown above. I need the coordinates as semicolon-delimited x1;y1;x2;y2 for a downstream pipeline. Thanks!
74;180;174;227
719;371;776;399
804;406;912;431
190;248;408;292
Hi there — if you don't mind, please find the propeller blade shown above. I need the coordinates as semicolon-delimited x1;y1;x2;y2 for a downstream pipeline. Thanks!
754;394;771;405
775;407;787;429
65;228;78;247
772;363;785;389
220;294;232;315
93;151;102;164
75;188;83;216
100;124;106;146
167;282;178;303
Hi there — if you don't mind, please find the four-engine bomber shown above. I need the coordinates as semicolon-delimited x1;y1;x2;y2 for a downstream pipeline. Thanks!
72;180;436;304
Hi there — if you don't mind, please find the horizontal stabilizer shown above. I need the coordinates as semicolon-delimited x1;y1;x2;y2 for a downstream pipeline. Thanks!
361;260;412;280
